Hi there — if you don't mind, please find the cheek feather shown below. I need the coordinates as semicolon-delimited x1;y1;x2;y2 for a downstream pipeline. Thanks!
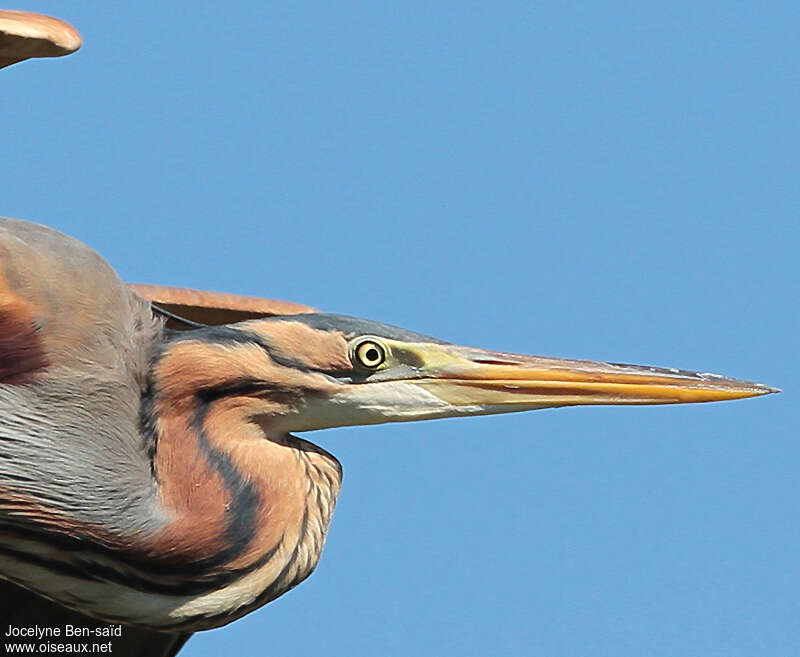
244;322;352;372
155;339;343;401
155;343;276;400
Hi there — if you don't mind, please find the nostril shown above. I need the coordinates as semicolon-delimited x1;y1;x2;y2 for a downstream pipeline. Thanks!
471;358;520;366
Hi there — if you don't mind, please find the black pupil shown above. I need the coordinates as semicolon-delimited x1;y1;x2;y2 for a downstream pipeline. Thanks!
364;347;380;363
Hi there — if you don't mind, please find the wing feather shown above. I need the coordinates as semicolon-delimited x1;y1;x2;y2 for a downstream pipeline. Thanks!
129;283;318;329
0;10;81;70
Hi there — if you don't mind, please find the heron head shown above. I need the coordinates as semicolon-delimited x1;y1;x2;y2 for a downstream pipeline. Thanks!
154;313;777;433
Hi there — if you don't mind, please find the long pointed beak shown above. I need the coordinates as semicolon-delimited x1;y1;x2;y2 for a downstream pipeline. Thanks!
407;344;779;410
277;337;778;432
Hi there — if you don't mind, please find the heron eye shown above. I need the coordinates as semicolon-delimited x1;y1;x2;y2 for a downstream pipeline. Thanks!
353;340;386;369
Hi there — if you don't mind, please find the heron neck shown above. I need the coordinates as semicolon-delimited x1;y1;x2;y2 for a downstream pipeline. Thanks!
143;391;342;597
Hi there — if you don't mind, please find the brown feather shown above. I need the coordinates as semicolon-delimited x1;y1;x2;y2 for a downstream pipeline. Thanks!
147;336;342;580
129;284;317;329
244;320;352;371
0;10;81;70
0;277;47;384
146;410;232;562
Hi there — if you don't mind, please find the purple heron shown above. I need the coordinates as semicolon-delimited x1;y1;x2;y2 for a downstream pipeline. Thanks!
0;10;778;657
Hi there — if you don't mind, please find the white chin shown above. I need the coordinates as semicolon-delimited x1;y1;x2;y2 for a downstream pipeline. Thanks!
268;381;550;432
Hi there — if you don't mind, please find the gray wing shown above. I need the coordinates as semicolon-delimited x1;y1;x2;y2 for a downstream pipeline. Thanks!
0;217;160;532
0;218;190;653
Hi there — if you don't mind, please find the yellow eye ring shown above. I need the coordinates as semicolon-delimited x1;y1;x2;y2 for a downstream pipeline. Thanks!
353;339;386;369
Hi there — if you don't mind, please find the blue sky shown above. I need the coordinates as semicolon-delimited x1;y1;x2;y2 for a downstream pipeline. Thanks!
4;2;797;655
